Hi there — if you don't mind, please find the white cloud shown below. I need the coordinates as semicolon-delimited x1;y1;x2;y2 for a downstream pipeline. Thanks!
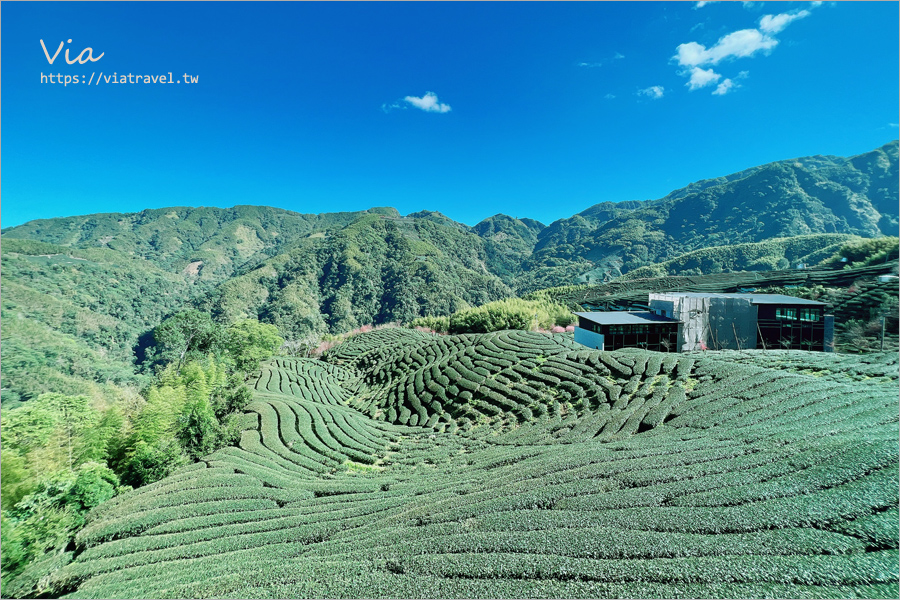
614;52;625;60
694;1;716;8
759;10;810;34
675;9;810;69
675;29;777;67
686;66;722;90
604;93;616;99
712;78;737;95
578;62;603;68
638;86;665;99
401;92;451;113
675;7;810;97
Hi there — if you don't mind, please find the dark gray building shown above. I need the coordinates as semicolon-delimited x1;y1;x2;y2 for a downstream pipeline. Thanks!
573;311;680;352
574;293;834;352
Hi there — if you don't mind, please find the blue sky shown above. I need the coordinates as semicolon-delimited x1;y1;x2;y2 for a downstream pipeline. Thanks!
2;1;898;229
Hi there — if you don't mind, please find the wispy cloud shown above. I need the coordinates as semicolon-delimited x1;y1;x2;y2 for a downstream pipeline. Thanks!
604;93;616;100
890;123;899;128
694;1;717;8
712;71;749;96
675;9;810;68
674;8;812;95
404;92;452;113
578;52;624;68
638;86;665;100
759;10;810;34
712;78;736;95
674;29;776;67
686;66;721;90
382;91;452;114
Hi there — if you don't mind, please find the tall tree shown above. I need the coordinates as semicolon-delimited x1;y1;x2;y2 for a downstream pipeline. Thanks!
151;310;224;373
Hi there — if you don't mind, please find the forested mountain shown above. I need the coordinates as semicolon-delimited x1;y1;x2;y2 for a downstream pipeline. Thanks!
1;213;515;406
0;239;201;406
1;205;396;286
2;141;897;402
515;141;899;289
6;142;895;297
195;214;513;341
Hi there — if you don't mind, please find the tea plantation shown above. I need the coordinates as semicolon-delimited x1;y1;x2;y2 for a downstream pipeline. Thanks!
46;329;898;599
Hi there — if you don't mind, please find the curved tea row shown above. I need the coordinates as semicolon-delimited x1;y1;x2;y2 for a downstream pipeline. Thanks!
49;330;899;599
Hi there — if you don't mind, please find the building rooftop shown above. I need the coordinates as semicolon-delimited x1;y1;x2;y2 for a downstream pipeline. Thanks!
649;292;826;306
575;311;681;326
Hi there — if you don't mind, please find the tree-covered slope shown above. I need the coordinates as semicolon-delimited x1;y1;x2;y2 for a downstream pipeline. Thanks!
0;239;203;405
1;206;394;286
472;214;545;280
515;141;899;290
620;234;860;280
5;142;896;296
28;329;898;599
196;214;514;340
1;209;519;404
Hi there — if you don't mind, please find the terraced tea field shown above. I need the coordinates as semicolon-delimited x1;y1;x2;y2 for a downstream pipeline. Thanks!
50;329;898;598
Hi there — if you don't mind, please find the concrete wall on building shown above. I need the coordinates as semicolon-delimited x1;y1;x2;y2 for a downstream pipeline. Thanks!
574;327;605;350
649;298;675;319
651;293;758;351
651;294;709;352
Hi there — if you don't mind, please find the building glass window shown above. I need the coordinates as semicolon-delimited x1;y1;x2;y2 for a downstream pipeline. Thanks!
775;307;797;320
799;308;821;322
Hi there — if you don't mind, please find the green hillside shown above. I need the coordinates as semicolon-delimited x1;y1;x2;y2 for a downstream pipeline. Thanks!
514;141;899;290
4;142;897;295
14;329;896;599
2;142;898;598
196;214;514;340
620;234;860;280
1;205;391;286
1;239;203;406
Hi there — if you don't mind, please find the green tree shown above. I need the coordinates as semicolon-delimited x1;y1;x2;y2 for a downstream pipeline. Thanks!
0;452;35;511
151;310;225;373
119;439;188;488
176;397;221;461
64;462;120;514
262;282;327;341
1;393;106;474
224;320;284;373
210;373;253;419
1;462;122;588
44;394;98;470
